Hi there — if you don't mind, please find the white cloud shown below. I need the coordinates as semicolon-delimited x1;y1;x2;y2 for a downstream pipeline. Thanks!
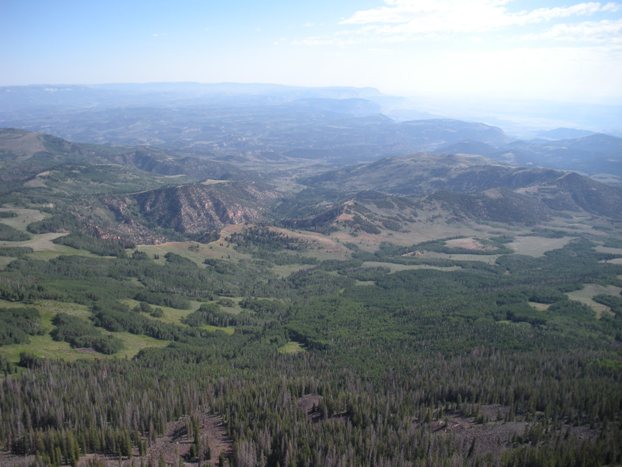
340;1;620;35
370;45;622;101
522;17;622;44
292;35;358;47
288;1;622;101
293;1;622;47
514;2;620;24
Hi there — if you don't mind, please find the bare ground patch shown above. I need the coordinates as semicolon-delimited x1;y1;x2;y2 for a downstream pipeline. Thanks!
298;394;348;424
266;225;350;258
201;179;231;186
529;301;550;311
218;224;350;261
65;413;233;466
595;245;622;256
271;263;315;278
425;406;598;461
362;261;462;273
144;413;232;466
445;237;487;251
329;215;526;253
299;394;323;422
421;251;501;265
0;452;34;467
509;236;574;257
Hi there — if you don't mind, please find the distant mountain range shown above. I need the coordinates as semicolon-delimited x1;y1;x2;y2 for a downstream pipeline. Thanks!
535;128;595;140
286;153;622;231
1;84;620;180
2;128;621;246
1;81;621;247
491;133;622;177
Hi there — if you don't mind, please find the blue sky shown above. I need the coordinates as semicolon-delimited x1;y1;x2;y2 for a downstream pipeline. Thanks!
2;0;621;103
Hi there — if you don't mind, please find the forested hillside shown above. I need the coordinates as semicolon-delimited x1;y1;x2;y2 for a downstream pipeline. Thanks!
0;125;621;466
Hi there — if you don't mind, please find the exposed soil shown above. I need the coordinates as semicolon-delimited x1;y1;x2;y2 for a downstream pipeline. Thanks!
424;405;598;460
335;212;354;222
428;413;528;459
298;394;350;424
266;225;349;256
509;235;573;257
144;413;232;466
0;413;235;466
298;393;323;422
445;237;486;251
0;452;34;467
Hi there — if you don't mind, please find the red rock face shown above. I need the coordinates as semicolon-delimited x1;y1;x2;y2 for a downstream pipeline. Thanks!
133;182;277;236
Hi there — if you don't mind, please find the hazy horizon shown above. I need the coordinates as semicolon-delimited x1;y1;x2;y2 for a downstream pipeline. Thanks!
2;80;620;135
3;0;622;105
3;79;622;105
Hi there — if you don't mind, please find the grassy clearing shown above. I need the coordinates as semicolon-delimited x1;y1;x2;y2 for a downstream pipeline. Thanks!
23;176;47;188
445;237;487;251
566;284;622;318
36;300;91;321
299;248;350;261
0;299;91;325
200;324;235;335
26;244;100;260
0;331;169;362
0;232;79;255
0;300;82;363
0;299;29;309
111;332;170;358
0;299;170;361
136;239;251;266
267;226;350;259
329;213;528;252
271;263;315;278
596;246;622;255
216;297;244;315
201;179;231;185
0;257;14;270
546;213;605;235
0;334;102;363
362;261;462;273
419;251;501;265
0;299;96;362
509;236;574;257
278;341;305;354
529;301;550;311
121;298;200;325
355;280;376;286
0;207;47;233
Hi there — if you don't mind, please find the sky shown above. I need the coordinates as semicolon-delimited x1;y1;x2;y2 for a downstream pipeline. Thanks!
2;0;622;103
